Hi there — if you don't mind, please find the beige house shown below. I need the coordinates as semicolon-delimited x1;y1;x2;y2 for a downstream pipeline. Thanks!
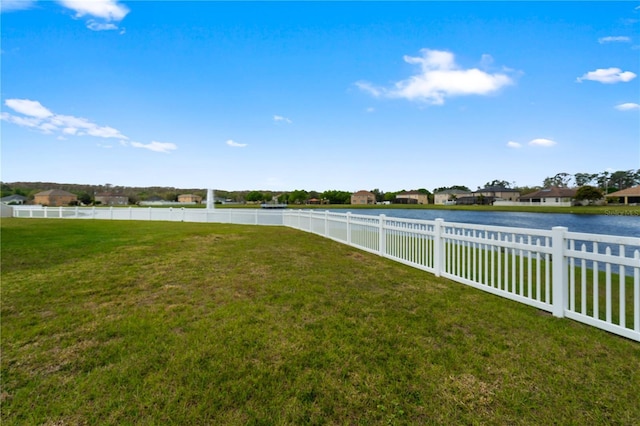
396;191;429;205
434;189;471;205
351;190;376;205
178;194;203;204
34;189;77;206
608;185;640;205
518;187;576;206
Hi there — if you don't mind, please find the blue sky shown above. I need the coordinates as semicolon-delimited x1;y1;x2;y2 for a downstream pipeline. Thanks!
1;1;639;192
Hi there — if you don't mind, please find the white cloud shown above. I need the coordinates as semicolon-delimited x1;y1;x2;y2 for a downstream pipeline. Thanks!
226;139;247;148
3;100;129;140
529;138;557;147
131;141;177;153
3;97;171;152
615;102;640;111
5;99;53;118
576;67;637;84
0;0;36;12
273;115;292;124
506;141;522;148
356;49;514;105
86;125;127;139
1;112;41;128
57;0;129;21
57;0;128;32
598;36;631;44
87;20;119;31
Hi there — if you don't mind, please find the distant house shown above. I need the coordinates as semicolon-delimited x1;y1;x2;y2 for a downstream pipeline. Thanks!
0;194;27;205
178;194;202;204
33;189;77;207
395;191;429;205
434;189;471;205
474;186;520;201
95;193;129;206
351;190;376;205
457;186;520;205
519;187;577;206
607;185;640;205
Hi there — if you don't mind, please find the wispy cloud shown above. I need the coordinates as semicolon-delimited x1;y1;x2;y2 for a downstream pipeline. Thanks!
598;36;631;44
356;49;515;105
0;0;36;12
615;102;640;111
529;138;557;147
86;20;119;31
130;141;177;153
57;0;128;32
2;98;174;153
226;139;247;148
576;67;637;83
5;99;53;118
273;115;292;124
507;138;557;148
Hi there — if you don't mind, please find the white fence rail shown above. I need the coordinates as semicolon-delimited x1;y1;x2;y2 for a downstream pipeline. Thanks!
11;206;640;342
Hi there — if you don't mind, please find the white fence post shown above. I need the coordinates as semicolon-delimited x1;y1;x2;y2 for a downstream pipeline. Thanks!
434;218;444;277
551;226;569;318
379;214;386;256
346;212;352;246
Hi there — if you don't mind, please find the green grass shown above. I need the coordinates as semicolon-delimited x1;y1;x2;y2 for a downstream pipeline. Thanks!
2;219;639;425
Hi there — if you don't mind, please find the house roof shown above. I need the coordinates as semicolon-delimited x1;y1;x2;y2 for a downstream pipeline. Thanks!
435;189;471;195
35;189;76;197
475;186;520;193
352;190;374;196
519;187;577;199
608;185;640;197
0;194;27;202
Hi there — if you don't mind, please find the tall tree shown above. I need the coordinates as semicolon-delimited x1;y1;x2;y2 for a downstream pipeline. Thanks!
484;180;511;189
574;185;603;204
288;189;308;204
574;173;597;187
543;172;572;188
246;191;265;202
370;188;385;203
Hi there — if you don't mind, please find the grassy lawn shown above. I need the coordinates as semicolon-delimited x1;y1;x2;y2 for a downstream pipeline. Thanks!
1;219;639;425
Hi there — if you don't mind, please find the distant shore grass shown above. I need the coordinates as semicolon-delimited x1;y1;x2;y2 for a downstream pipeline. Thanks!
2;219;639;425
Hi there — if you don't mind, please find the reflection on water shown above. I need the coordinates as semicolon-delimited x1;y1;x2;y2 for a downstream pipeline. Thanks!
328;209;640;238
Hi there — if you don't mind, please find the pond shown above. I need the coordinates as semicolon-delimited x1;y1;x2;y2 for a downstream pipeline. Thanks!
327;209;640;238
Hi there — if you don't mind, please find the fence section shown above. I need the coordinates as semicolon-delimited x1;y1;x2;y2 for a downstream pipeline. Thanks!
11;206;284;226
283;210;640;342
11;206;640;341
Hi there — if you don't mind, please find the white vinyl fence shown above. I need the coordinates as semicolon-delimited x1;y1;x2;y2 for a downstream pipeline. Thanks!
11;206;640;342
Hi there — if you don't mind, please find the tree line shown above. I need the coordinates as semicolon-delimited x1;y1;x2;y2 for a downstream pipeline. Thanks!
2;169;637;205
